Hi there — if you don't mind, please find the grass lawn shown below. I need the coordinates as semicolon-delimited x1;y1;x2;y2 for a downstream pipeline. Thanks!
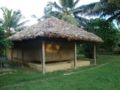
0;55;120;90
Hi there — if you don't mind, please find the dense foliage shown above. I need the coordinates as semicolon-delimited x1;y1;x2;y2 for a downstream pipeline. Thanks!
87;19;119;51
0;8;26;56
82;19;119;57
0;7;27;36
0;26;11;56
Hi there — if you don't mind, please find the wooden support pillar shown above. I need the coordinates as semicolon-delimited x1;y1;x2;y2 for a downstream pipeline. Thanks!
42;41;46;74
21;49;24;61
93;44;97;65
21;49;24;67
74;42;77;69
11;48;13;61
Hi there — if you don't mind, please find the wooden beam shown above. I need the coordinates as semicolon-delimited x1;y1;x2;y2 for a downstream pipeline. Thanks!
93;44;97;65
42;41;46;74
74;42;77;69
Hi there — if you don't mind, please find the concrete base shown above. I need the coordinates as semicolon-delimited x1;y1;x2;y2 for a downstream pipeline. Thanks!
28;60;90;72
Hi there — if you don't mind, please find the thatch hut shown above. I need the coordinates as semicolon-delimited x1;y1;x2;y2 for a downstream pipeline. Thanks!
8;17;103;73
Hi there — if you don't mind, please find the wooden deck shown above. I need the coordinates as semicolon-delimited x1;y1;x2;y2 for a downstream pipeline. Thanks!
28;60;90;72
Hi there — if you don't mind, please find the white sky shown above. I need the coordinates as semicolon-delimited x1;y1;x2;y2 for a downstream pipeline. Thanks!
0;0;99;25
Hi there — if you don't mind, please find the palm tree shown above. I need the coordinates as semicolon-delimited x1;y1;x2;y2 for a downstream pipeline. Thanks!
75;0;120;24
0;7;28;36
44;0;83;26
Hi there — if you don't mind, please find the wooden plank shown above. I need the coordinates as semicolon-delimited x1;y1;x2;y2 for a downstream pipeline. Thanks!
93;44;97;65
42;41;46;74
74;42;77;69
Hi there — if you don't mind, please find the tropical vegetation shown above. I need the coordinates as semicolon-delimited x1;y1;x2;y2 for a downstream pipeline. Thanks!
0;26;11;56
72;0;120;57
0;7;27;56
75;0;120;26
0;7;27;36
44;0;82;26
88;19;119;50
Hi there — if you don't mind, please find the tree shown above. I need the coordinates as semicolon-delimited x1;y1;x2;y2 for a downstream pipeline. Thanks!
0;26;11;56
73;0;120;57
75;0;120;25
44;0;82;26
83;19;119;57
0;7;28;36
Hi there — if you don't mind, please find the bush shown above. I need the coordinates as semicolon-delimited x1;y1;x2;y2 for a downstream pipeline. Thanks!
82;44;94;58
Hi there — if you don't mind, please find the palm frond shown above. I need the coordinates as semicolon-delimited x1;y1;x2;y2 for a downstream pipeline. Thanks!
74;15;89;28
74;2;97;15
31;15;41;21
59;0;68;8
62;14;79;26
16;20;29;28
49;2;63;12
1;7;27;35
107;11;120;22
66;0;74;8
0;18;3;23
50;11;62;18
73;0;79;8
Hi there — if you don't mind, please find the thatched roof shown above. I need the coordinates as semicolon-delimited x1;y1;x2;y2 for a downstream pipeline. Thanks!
9;17;103;43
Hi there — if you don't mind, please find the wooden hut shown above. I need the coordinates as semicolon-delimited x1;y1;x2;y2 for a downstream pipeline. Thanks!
8;17;103;73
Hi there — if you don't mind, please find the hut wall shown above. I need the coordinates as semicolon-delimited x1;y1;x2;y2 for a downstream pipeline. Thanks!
8;40;75;63
7;49;12;60
45;42;74;62
7;48;22;61
8;42;42;63
23;47;42;62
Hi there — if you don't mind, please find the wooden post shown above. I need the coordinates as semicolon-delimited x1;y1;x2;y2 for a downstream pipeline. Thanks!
21;49;24;61
11;48;13;61
42;41;46;74
93;44;97;65
74;42;77;69
21;49;24;67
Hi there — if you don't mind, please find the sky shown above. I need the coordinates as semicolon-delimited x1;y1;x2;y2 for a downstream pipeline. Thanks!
0;0;99;25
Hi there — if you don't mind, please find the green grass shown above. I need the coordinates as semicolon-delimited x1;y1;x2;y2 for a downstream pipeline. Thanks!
0;55;120;90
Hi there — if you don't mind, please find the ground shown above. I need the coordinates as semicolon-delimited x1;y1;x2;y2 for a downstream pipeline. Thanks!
0;55;120;90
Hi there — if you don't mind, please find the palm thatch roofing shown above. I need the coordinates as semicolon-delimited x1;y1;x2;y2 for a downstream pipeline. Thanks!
9;17;103;43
